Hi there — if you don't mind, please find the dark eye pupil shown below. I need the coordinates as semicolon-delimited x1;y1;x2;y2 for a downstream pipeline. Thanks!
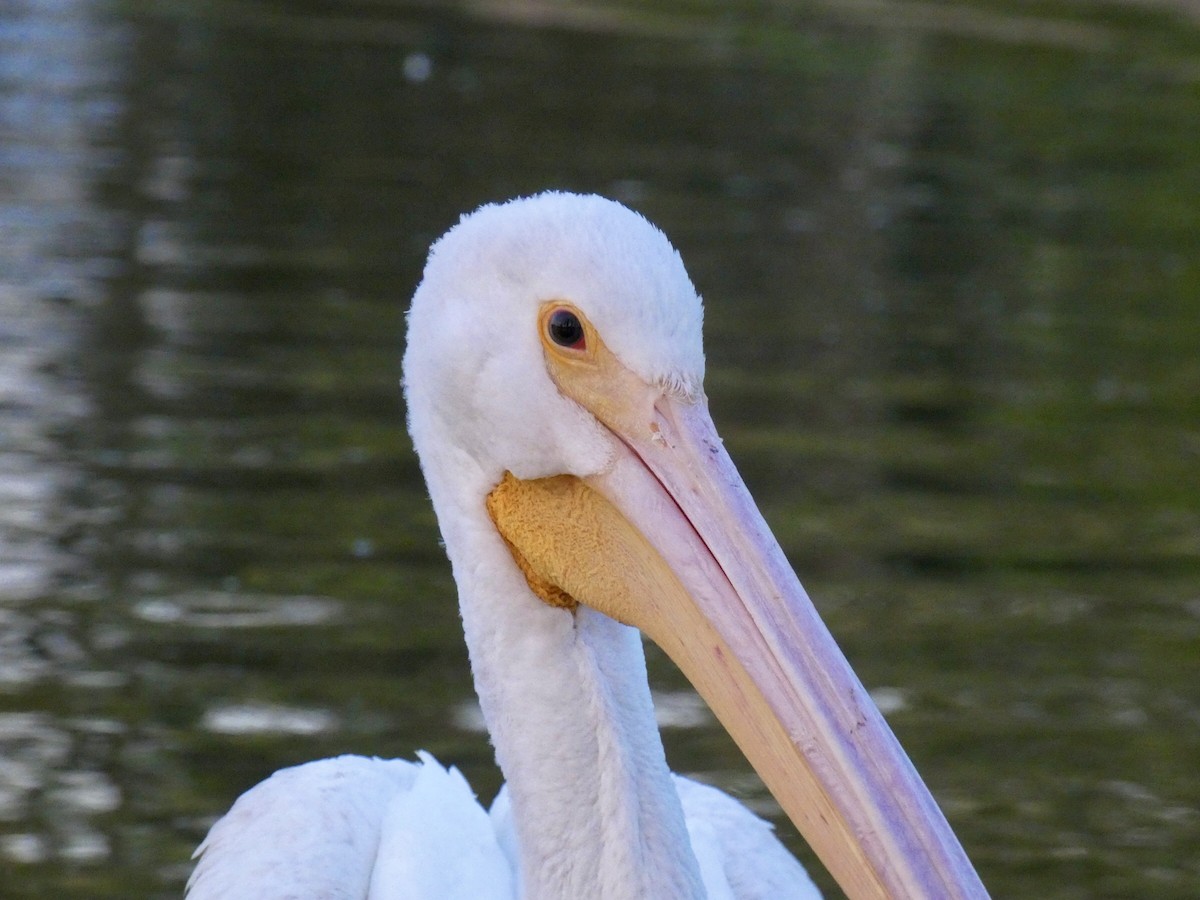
548;309;585;348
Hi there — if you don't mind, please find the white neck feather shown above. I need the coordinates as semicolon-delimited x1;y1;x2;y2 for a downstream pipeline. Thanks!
402;192;718;899
423;457;706;900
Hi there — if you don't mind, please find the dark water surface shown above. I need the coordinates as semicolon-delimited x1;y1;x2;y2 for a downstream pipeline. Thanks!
1;1;1198;897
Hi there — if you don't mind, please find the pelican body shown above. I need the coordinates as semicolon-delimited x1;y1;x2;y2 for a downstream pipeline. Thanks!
187;193;987;899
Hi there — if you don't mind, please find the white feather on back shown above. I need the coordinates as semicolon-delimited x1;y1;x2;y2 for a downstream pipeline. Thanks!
675;776;822;900
188;755;818;900
369;753;514;900
187;755;512;900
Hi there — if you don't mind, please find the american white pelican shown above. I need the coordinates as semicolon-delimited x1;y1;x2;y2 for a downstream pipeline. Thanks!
187;192;987;899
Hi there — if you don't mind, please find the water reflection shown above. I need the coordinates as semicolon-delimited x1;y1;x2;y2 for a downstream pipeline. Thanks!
200;703;338;737
132;592;340;628
0;0;1197;897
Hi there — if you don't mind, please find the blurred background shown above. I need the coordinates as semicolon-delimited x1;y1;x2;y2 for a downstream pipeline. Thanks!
1;0;1198;896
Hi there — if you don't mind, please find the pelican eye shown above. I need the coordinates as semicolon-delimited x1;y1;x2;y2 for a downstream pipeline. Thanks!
547;308;586;350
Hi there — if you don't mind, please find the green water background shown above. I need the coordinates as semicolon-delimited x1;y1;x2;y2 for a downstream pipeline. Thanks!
0;1;1197;896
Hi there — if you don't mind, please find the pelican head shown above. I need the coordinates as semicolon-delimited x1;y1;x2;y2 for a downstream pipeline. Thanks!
403;192;985;899
405;192;703;489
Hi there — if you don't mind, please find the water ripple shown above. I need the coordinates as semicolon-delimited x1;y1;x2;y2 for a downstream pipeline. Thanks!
201;703;338;737
132;592;340;629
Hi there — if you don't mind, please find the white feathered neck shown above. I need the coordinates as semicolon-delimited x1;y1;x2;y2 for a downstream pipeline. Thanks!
403;193;711;899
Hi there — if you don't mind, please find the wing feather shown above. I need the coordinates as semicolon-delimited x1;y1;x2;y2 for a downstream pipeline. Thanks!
675;775;822;900
188;754;512;900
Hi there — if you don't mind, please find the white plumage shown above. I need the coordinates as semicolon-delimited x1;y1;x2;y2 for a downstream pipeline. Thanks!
188;192;983;900
188;753;817;899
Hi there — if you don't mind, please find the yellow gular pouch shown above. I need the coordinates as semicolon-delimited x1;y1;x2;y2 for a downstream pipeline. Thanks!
485;470;681;634
486;473;580;612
